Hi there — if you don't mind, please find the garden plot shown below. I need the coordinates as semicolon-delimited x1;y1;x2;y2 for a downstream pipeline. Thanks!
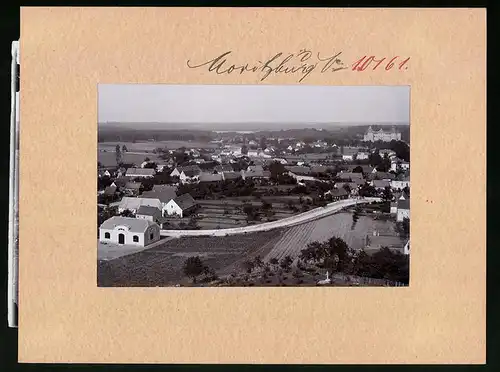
97;230;281;287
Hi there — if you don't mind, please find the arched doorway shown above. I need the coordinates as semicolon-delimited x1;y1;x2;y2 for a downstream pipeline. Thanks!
118;233;125;245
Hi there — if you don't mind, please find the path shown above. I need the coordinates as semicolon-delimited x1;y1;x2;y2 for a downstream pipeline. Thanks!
160;197;381;238
98;236;175;261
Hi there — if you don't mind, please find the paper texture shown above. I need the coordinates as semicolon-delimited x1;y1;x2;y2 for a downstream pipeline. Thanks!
18;8;486;364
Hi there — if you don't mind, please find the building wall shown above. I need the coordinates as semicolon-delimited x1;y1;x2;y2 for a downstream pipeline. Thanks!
144;225;161;246
397;208;410;222
391;180;410;189
165;200;184;217
99;224;160;247
364;131;402;142
99;227;145;246
171;169;181;177
179;172;199;184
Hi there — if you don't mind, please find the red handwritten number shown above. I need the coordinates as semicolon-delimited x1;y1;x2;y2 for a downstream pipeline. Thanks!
372;57;386;70
399;57;410;70
352;56;367;71
385;56;398;70
352;56;410;72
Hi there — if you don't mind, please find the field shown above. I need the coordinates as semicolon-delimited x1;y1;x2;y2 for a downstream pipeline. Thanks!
98;151;163;167
98;211;404;287
194;198;300;229
97;229;284;287
98;140;219;167
160;196;304;230
264;212;400;261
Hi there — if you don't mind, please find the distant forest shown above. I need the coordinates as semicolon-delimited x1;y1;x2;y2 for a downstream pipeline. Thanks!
98;124;410;143
98;127;214;142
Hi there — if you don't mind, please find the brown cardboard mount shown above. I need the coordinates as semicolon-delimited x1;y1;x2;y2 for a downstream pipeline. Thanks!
19;7;486;364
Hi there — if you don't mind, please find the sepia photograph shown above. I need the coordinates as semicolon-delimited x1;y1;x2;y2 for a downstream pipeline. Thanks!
97;84;410;287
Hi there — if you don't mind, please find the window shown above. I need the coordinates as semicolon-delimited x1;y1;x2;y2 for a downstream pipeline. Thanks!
150;233;154;240
104;232;110;239
133;235;139;242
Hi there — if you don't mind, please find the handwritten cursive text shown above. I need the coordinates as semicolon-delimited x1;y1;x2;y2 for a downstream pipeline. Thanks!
186;50;348;82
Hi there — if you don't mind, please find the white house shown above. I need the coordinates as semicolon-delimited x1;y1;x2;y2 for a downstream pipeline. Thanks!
396;199;410;222
180;170;200;184
391;158;410;172
379;149;397;158
156;164;168;172
99;216;161;247
98;170;111;178
142;187;177;215
170;167;182;177
356;152;369;160
341;148;358;161
391;176;410;190
171;165;202;184
164;193;197;218
403;240;410;255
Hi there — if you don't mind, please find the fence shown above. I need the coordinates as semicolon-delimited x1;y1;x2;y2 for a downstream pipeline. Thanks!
331;273;407;287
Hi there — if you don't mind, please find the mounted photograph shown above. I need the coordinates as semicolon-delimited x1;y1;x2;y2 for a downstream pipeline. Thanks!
97;84;410;287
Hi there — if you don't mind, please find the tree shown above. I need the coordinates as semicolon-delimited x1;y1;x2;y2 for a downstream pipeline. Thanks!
187;216;199;230
183;256;207;283
402;186;410;197
122;145;128;153
242;203;260;221
352;165;363;173
269;161;286;180
241;260;255;274
241;145;249;155
261;200;272;211
369;150;382;168
359;184;377;197
115;144;122;165
351;205;361;230
299;237;350;273
144;162;157;169
120;209;134;217
396;217;410;240
269;257;279;268
279;256;293;272
382;186;393;202
343;184;352;194
253;255;264;268
260;137;267;150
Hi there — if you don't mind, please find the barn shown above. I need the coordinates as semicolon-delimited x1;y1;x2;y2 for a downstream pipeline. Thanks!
99;216;160;247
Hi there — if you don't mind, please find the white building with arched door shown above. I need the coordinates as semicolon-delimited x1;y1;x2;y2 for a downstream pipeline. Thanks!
99;216;160;247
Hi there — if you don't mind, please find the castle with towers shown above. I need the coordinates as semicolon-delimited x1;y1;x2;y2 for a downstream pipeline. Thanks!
363;125;402;142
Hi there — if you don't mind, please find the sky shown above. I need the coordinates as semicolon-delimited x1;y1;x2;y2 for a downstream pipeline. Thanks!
98;85;409;127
